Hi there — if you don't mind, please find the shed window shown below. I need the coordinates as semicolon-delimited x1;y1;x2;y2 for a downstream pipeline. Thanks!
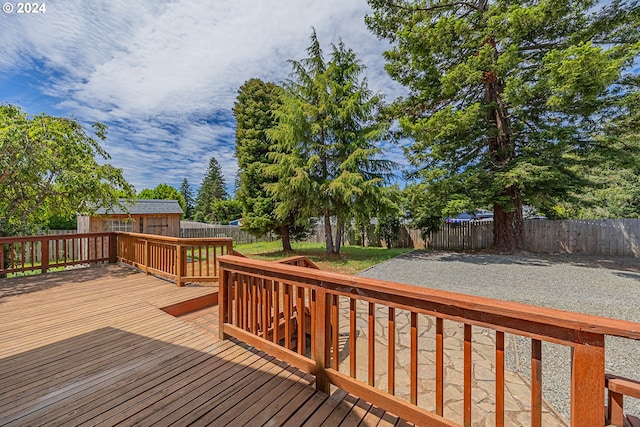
106;219;133;232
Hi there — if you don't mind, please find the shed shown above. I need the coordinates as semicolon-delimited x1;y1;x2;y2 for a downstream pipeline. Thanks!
77;200;183;237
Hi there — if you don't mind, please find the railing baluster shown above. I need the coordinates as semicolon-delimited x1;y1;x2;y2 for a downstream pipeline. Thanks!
350;298;356;378
251;277;258;334
388;306;395;395
436;317;444;415
272;281;280;345
297;286;305;354
261;279;268;339
284;283;292;350
464;324;472;427
332;295;339;369
496;331;505;427
410;311;418;405
310;288;316;359
205;245;210;277
369;302;376;387
531;339;542;427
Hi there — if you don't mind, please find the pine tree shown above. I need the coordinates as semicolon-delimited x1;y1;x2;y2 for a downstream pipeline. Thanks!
194;157;228;222
179;178;195;220
268;30;395;254
366;0;640;251
233;78;305;251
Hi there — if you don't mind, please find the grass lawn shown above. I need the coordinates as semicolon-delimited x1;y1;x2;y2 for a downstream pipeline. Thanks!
233;240;412;274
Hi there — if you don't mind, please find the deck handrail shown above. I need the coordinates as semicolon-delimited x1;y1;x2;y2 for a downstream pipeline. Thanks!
217;254;640;427
115;232;233;286
0;232;116;275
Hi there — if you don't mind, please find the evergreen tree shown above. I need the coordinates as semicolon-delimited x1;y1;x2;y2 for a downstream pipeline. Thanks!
366;0;640;251
268;30;395;254
179;178;195;219
194;157;228;222
233;78;307;251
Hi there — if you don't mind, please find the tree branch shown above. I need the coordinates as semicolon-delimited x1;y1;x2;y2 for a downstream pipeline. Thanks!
389;1;482;14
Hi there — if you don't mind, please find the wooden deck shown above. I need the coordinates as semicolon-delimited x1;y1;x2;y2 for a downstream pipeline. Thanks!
0;264;407;426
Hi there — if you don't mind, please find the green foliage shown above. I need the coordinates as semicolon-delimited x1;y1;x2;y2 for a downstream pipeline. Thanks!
137;183;186;215
47;214;78;230
375;212;402;249
267;30;396;254
179;178;195;219
194;156;228;221
233;78;307;249
210;199;243;224
0;104;134;236
366;0;640;250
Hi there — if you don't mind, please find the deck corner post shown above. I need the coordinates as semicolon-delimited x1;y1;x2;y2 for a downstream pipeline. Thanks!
570;335;605;427
176;243;183;287
41;238;49;274
109;233;118;264
313;287;331;394
144;239;150;274
219;268;229;340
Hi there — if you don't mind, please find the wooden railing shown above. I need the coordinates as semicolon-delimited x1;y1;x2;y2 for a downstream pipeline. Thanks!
217;255;640;427
0;233;116;276
115;232;233;286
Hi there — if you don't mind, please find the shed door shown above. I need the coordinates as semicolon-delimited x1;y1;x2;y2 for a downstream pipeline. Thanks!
146;217;169;236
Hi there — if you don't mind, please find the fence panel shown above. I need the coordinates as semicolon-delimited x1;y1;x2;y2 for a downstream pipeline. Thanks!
180;226;273;246
239;219;640;256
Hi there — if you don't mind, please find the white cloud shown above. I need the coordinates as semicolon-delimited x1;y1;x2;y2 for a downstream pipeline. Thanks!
0;0;407;191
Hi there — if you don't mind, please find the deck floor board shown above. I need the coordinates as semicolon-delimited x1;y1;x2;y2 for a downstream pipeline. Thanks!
0;264;402;426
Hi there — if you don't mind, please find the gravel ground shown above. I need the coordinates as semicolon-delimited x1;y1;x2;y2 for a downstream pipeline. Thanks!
358;250;640;421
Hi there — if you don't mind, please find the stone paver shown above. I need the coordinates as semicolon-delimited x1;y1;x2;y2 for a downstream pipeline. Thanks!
333;299;568;427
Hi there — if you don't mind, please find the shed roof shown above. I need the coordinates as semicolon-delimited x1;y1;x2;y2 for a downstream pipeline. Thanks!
94;199;183;215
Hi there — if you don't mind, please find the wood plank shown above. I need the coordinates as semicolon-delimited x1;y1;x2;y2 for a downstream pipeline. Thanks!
281;391;329;427
302;388;350;426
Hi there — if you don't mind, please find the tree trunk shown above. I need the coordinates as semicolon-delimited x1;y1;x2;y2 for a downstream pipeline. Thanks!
493;186;524;252
280;224;292;252
324;208;334;255
484;43;524;252
334;217;344;254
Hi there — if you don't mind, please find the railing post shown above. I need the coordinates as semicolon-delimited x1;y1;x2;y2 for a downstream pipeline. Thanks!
176;243;183;287
144;239;150;274
41;238;49;274
109;233;117;263
219;268;229;340
313;287;331;394
570;335;605;427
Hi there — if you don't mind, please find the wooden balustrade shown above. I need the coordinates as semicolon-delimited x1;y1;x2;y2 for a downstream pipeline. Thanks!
115;232;233;286
0;233;115;276
217;255;640;427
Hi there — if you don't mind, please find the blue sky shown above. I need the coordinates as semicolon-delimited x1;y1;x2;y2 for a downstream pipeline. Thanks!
0;0;407;194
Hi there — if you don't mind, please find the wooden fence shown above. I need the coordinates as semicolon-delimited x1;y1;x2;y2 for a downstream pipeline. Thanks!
218;255;640;427
180;225;273;246
305;219;640;257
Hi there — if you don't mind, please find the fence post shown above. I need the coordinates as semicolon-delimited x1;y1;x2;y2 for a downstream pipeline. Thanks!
570;335;605;427
41;238;49;274
313;287;331;394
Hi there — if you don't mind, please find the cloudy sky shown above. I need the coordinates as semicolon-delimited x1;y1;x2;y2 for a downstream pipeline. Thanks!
0;0;407;194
